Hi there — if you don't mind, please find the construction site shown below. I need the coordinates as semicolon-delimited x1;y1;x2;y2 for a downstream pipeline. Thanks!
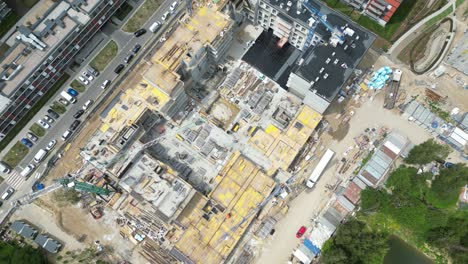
4;0;467;264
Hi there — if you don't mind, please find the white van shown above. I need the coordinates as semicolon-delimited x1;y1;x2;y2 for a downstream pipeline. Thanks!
61;130;72;140
20;164;36;178
149;21;161;33
60;91;77;104
0;161;11;174
33;149;48;163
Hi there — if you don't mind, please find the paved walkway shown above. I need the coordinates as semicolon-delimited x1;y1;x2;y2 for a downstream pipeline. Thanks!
388;0;455;56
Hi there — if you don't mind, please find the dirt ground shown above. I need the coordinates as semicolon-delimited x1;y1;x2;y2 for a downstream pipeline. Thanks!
255;88;437;264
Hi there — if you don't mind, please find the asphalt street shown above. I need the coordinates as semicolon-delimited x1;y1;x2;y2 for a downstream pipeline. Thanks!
0;0;182;222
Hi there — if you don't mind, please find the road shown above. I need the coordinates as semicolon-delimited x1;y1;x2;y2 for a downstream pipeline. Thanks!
388;0;455;56
256;94;433;263
0;0;182;223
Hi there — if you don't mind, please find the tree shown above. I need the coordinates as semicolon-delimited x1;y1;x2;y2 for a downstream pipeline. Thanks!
0;242;47;264
385;166;428;200
405;139;450;165
360;188;390;212
425;164;468;208
321;220;389;264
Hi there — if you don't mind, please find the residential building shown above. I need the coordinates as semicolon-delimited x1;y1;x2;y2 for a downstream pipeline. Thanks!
34;233;62;253
10;220;38;239
343;0;403;26
0;0;126;141
243;0;374;113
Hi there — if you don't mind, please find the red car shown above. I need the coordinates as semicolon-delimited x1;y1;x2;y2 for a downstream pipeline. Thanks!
296;226;307;238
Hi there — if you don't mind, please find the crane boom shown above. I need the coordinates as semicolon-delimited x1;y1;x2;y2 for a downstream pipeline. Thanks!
301;0;345;46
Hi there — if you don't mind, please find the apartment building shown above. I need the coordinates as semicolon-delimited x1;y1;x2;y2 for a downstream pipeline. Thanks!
0;0;126;141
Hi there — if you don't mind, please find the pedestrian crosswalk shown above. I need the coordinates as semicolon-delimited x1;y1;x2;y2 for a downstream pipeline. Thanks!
5;171;25;189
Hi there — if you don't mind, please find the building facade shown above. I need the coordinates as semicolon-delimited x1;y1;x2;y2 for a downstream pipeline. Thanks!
0;0;126;141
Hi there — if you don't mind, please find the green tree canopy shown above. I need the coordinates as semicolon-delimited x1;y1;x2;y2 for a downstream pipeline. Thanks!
425;164;468;208
405;139;450;165
0;242;47;264
321;220;389;264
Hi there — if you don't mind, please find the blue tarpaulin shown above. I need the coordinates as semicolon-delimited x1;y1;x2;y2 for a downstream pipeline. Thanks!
368;67;392;90
304;239;321;256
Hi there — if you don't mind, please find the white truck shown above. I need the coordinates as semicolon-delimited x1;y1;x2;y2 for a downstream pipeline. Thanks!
60;91;76;104
306;149;335;188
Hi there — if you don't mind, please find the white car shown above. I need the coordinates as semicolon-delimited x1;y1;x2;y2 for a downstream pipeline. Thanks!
82;71;94;81
161;11;169;21
170;1;178;12
37;119;50;129
101;79;111;89
78;76;89;85
61;130;72;141
46;139;57;151
82;99;94;110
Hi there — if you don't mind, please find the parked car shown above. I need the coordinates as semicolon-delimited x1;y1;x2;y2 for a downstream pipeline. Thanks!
47;109;60;119
114;64;124;74
101;79;111;89
149;21;161;33
67;88;79;96
124;54;134;64
78;76;89;85
82;71;94;81
134;28;147;37
27;132;38;142
1;188;15;200
82;99;94;111
0;161;11;174
44;115;54;123
161;11;169;21
73;109;84;119
132;44;141;54
87;66;99;77
46;139;57;151
21;138;34;148
170;1;178;12
37;119;50;129
61;130;72;140
296;226;306;238
20;164;35;178
58;98;70;106
70;120;81;130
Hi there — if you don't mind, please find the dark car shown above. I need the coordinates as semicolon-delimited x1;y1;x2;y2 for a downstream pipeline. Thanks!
134;28;146;37
21;138;34;148
132;44;141;54
124;54;134;64
73;109;84;119
114;64;124;74
70;120;81;130
47;109;60;119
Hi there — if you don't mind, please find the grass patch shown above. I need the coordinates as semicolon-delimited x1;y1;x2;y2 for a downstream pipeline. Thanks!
0;43;10;57
427;100;451;123
321;0;418;41
0;74;70;152
51;101;67;114
30;124;45;137
89;40;118;72
0;13;20;39
2;142;29;167
456;0;465;7
114;2;134;21
21;0;39;8
70;80;86;93
425;6;453;27
122;0;163;32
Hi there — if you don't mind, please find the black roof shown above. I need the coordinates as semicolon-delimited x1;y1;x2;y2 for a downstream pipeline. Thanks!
243;0;375;102
10;220;38;239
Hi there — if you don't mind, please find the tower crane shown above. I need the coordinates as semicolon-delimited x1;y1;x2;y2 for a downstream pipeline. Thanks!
13;164;113;208
216;173;299;243
300;0;345;47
